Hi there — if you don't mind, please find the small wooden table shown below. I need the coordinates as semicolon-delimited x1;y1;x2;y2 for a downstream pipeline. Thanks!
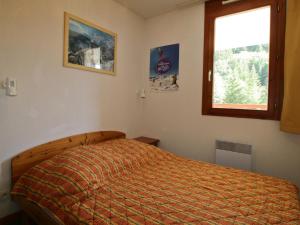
133;136;160;147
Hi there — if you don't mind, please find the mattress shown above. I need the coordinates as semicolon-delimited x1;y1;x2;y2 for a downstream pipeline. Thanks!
11;139;300;224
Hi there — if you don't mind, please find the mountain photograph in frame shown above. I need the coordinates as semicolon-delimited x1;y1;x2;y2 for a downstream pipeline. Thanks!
64;12;117;75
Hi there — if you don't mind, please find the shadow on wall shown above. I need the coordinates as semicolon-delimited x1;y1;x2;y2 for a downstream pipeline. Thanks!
0;158;20;218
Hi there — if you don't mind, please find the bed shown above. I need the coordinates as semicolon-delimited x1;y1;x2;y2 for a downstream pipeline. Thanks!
11;131;300;224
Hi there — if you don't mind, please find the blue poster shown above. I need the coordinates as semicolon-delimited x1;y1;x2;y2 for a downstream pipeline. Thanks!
149;44;179;91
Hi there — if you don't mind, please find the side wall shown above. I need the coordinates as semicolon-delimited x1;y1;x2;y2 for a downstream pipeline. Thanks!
0;0;144;217
141;3;300;188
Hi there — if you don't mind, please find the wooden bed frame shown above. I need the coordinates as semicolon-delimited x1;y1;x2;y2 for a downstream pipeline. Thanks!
11;131;126;225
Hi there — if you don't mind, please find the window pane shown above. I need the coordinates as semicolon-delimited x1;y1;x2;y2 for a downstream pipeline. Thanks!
213;7;270;111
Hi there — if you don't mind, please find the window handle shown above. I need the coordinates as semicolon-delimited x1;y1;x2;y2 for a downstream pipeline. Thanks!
208;70;212;82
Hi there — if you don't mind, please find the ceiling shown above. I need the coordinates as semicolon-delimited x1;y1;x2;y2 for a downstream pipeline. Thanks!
114;0;205;19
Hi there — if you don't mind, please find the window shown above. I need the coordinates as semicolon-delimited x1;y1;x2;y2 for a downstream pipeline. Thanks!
202;0;286;120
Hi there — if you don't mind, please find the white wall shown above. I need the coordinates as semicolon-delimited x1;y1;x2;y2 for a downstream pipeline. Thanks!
0;0;144;217
141;3;300;188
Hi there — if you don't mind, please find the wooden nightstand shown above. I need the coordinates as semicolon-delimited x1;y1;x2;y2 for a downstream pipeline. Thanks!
133;136;160;147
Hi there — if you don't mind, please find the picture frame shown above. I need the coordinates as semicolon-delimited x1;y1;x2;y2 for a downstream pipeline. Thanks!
64;12;117;75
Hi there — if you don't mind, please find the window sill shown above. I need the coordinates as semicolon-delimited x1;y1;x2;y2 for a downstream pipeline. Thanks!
202;107;280;121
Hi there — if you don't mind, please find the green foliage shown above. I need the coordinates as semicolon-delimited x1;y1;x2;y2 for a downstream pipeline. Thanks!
224;69;248;104
213;44;269;105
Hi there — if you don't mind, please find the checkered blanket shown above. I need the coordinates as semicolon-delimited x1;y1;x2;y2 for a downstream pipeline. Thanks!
12;139;300;224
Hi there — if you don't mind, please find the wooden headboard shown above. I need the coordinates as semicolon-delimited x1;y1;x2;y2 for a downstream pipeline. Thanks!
11;131;125;185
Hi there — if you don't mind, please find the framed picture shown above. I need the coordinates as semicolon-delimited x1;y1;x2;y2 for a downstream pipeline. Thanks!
64;12;117;75
149;44;180;91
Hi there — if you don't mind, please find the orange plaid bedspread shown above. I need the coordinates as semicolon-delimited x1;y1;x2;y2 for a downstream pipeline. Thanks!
12;139;300;225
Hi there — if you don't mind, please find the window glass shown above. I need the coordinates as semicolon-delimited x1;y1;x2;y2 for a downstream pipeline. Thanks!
213;7;271;111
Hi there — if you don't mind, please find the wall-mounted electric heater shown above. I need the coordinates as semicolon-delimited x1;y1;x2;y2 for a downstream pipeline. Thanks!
215;140;252;171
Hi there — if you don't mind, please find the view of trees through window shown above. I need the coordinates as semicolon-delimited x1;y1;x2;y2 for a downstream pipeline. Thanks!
212;7;270;111
213;44;269;110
